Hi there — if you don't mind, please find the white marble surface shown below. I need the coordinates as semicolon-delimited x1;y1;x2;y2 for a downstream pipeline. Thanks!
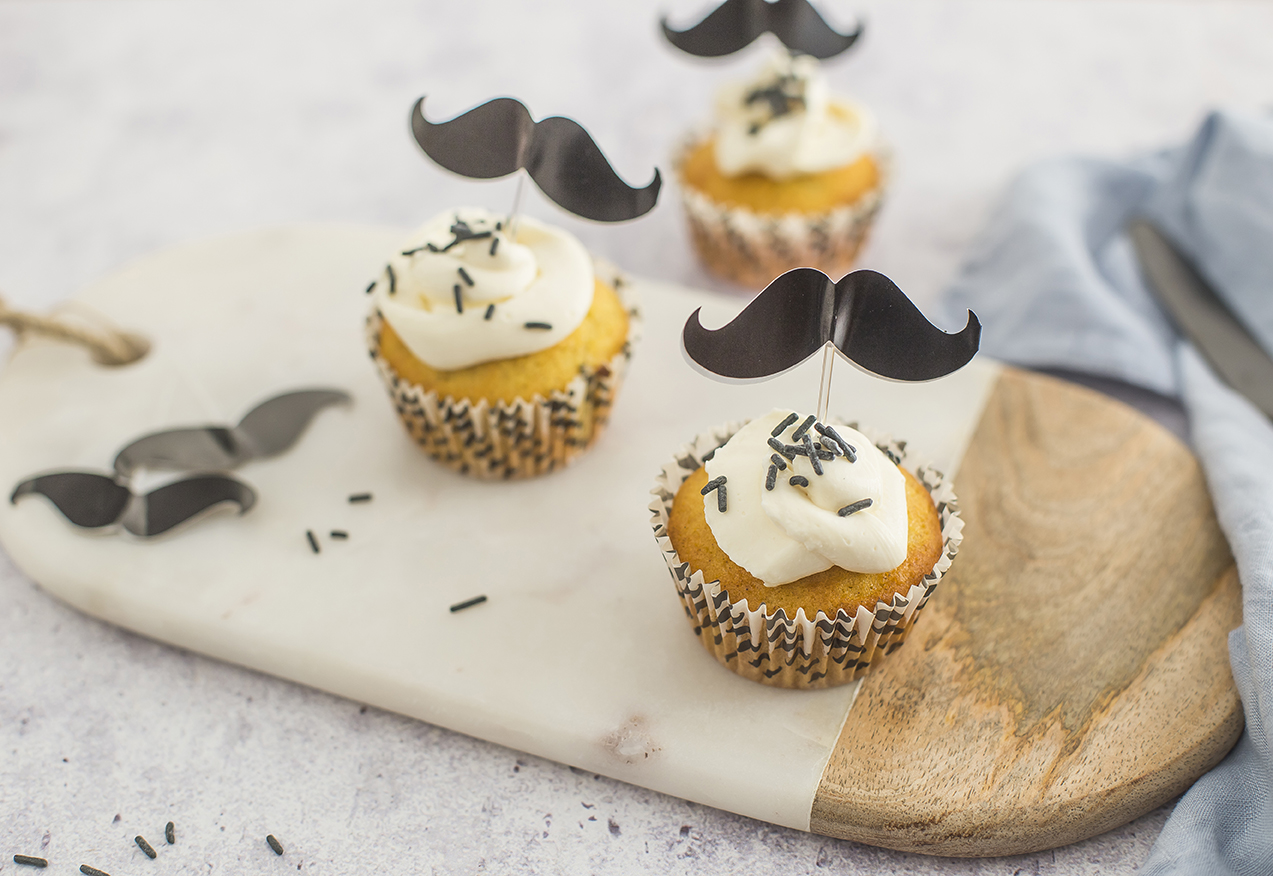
0;224;998;833
2;0;1271;872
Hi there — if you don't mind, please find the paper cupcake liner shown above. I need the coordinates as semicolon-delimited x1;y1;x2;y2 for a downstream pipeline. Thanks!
675;140;891;289
367;261;640;480
649;419;962;690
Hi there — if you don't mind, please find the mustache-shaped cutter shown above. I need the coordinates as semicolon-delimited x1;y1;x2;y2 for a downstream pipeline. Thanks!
682;268;980;383
661;0;863;60
411;97;661;223
10;472;256;538
11;387;349;538
113;388;351;477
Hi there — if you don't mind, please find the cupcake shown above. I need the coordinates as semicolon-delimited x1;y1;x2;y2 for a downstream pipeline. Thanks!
650;409;961;689
366;206;637;479
677;51;886;288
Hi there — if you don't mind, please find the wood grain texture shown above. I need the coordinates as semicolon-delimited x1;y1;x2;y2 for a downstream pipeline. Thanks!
810;367;1243;857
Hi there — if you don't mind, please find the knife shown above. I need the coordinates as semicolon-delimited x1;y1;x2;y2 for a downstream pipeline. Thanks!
1128;218;1273;418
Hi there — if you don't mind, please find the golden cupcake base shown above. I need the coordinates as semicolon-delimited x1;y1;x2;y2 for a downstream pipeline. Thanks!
650;420;962;690
368;266;639;480
676;140;890;290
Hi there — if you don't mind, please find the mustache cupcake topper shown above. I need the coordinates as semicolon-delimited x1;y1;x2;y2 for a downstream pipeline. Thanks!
411;96;662;224
661;0;864;60
683;268;980;417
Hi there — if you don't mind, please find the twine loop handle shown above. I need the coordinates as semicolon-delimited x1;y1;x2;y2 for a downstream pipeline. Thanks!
0;290;149;366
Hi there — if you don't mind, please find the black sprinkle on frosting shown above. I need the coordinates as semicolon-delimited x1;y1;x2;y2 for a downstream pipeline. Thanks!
788;475;810;487
791;415;816;442
838;498;873;516
771;413;798;437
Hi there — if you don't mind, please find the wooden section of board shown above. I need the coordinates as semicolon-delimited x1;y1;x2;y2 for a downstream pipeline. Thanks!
810;367;1244;857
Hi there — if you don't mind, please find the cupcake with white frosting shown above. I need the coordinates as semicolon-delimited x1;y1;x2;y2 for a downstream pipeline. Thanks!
367;207;637;479
650;410;961;689
677;51;887;288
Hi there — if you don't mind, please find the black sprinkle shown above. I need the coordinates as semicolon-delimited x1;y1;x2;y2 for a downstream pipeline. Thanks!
348;493;373;503
266;835;284;856
165;822;175;845
329;530;348;540
495;222;503;231
306;530;319;554
386;264;396;295
765;465;778;491
484;304;495;321
135;837;156;860
427;242;439;252
489;237;500;257
364;280;375;295
81;867;110;876
820;425;856;461
700;476;728;512
13;857;47;868
791;415;816;442
770;453;787;471
457;266;474;287
804;434;822;475
838;498;873;516
524;322;553;330
771;413;798;437
767;437;794;459
820;436;840;456
450;595;488;613
453;284;464;313
789;475;810;488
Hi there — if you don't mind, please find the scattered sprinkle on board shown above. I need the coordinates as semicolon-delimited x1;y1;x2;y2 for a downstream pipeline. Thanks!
80;866;110;876
348;493;372;503
329;530;348;540
165;822;175;845
266;835;284;856
13;856;47;868
135;836;157;859
450;595;488;613
306;530;320;554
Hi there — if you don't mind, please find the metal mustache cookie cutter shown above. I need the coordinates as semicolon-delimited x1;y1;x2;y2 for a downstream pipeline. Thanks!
10;388;350;537
681;267;981;418
661;0;864;61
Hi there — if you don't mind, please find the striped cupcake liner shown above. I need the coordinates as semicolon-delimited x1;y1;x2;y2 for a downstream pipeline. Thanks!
649;419;962;690
367;262;639;480
675;140;891;290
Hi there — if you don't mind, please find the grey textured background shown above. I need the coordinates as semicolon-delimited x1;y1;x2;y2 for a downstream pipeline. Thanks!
3;1;1272;873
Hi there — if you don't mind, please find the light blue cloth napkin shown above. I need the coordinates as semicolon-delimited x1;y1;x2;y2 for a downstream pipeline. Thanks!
941;110;1273;875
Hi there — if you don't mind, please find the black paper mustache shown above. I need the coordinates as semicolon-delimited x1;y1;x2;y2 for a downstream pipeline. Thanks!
682;268;980;382
411;97;661;223
11;472;255;537
661;0;863;60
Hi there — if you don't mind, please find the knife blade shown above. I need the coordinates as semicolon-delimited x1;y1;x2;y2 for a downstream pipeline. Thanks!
1128;218;1273;418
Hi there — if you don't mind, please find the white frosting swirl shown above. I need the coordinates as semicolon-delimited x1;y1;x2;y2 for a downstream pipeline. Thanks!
713;52;877;180
704;410;907;585
374;207;593;371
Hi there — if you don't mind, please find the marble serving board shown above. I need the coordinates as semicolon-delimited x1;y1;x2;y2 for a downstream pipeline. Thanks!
0;227;1241;856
